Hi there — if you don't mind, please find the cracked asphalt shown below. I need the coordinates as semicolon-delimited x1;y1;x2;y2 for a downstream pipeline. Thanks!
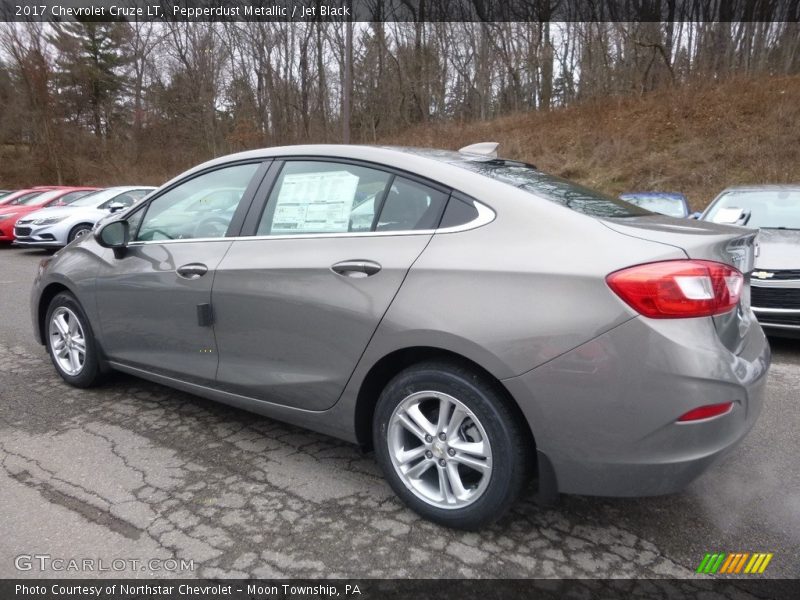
1;246;798;580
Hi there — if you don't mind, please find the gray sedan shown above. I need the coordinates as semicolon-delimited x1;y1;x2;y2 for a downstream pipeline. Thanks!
30;144;770;529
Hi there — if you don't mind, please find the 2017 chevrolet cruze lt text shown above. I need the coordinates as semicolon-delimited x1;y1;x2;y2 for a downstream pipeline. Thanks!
31;144;770;529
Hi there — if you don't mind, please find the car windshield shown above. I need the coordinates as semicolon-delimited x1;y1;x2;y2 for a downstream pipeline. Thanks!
455;161;649;218
17;189;61;205
69;188;126;207
620;195;687;217
705;189;800;229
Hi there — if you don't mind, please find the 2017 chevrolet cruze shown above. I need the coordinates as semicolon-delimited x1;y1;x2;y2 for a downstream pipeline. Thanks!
32;144;770;529
14;186;156;248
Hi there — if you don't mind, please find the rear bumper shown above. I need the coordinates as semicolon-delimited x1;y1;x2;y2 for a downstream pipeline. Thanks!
503;315;770;497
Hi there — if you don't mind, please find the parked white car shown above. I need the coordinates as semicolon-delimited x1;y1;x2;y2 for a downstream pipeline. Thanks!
14;186;155;248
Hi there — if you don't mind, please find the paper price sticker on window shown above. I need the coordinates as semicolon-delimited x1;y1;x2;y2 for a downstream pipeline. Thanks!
712;207;746;224
272;171;359;233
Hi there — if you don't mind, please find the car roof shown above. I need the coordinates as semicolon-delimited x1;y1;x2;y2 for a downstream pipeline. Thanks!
161;144;542;199
184;144;492;171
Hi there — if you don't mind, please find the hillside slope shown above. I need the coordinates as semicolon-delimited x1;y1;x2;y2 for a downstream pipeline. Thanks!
385;75;800;211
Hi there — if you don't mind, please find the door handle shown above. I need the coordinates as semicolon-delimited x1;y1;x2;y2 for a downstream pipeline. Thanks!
176;263;208;280
331;260;382;278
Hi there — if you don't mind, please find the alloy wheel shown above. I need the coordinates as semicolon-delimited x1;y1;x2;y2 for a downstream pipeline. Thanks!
49;306;86;376
387;390;493;509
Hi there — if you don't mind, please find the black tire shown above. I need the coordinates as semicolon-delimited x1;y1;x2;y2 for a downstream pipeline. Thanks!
373;360;532;530
45;292;102;388
68;223;93;243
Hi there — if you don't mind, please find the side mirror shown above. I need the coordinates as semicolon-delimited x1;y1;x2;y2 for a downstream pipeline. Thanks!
107;202;126;213
96;221;129;257
689;212;702;219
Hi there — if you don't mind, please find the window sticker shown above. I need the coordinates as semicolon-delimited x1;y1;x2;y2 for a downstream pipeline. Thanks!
712;207;745;224
272;171;359;233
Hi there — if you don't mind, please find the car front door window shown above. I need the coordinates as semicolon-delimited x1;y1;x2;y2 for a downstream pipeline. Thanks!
137;163;260;241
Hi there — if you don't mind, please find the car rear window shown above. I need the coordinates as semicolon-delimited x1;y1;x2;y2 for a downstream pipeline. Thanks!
455;161;649;218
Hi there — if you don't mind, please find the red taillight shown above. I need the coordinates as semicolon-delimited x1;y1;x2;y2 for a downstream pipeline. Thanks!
677;402;734;422
606;260;743;318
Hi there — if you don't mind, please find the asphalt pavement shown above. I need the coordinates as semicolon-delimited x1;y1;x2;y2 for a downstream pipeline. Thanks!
1;245;798;580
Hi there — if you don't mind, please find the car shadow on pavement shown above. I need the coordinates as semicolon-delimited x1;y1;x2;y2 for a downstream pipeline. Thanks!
1;335;798;579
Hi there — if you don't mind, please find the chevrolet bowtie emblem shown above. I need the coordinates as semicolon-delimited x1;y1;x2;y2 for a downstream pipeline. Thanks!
752;271;775;279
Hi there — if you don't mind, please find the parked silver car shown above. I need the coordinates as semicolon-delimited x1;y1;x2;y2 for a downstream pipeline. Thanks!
701;185;800;336
31;144;770;528
14;186;155;248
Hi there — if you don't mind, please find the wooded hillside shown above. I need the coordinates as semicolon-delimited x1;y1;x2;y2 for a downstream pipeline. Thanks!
1;19;799;209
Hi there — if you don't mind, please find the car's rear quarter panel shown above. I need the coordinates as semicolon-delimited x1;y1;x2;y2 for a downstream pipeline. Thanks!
362;192;687;379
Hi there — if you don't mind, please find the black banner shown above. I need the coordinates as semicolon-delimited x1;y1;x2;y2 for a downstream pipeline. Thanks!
2;0;800;23
2;579;799;600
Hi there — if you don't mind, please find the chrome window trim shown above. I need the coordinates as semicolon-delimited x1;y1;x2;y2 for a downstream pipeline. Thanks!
127;238;234;247
436;199;495;233
124;199;495;246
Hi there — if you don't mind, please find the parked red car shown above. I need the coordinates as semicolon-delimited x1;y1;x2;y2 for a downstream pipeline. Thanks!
0;186;60;207
0;187;98;242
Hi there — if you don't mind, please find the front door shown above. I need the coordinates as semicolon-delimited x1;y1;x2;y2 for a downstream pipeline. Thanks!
94;161;264;383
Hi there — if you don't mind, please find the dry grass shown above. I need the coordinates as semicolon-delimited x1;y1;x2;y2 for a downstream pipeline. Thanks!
383;75;800;211
2;75;798;211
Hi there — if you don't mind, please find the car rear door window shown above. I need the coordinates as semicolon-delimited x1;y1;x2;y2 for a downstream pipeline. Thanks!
136;163;260;241
257;161;448;236
375;177;448;232
257;161;393;235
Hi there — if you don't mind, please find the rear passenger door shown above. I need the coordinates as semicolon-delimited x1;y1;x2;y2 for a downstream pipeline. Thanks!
211;159;449;410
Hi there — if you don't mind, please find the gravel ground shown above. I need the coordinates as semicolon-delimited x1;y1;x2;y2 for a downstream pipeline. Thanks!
1;245;798;580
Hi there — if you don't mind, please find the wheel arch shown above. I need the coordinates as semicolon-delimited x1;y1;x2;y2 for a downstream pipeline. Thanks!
36;282;73;345
68;222;95;241
353;346;536;461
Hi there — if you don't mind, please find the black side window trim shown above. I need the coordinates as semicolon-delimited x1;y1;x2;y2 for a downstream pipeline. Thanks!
128;159;272;241
240;160;285;237
240;156;453;237
370;174;396;232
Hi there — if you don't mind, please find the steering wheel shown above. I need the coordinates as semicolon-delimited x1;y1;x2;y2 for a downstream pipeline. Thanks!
141;228;174;241
193;217;230;238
